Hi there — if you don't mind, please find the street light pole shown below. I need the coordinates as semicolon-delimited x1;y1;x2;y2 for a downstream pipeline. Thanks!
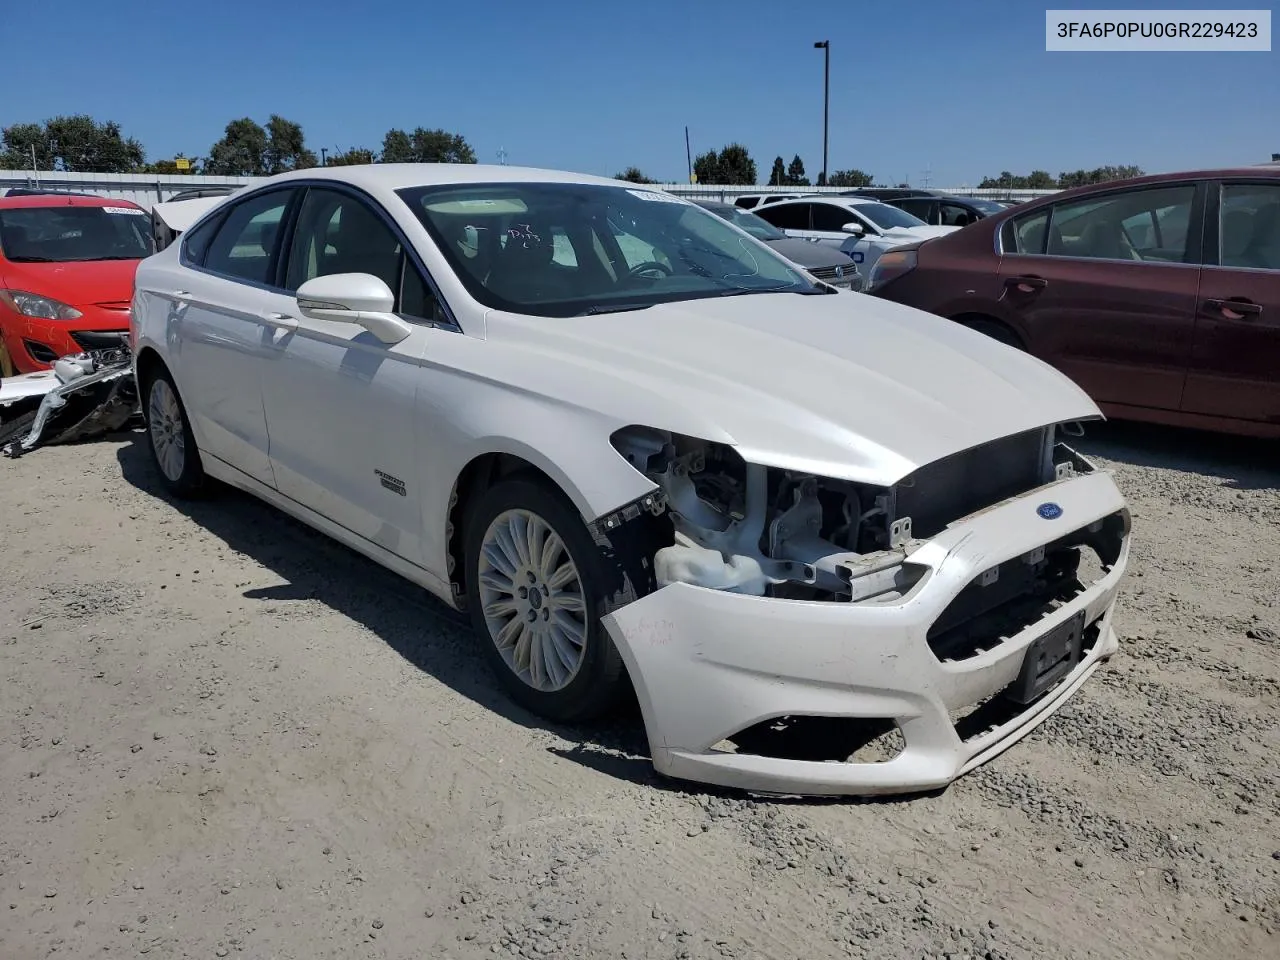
813;40;829;186
320;147;328;166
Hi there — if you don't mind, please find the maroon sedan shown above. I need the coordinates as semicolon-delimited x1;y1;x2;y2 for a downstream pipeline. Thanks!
869;168;1280;438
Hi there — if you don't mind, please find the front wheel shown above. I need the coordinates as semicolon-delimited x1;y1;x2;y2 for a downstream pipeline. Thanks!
142;366;208;498
463;477;640;722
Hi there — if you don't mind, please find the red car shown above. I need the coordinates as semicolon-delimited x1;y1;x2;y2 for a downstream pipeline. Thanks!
0;194;152;375
868;168;1280;438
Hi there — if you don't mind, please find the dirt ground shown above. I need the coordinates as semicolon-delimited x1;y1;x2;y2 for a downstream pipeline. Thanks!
1;422;1276;960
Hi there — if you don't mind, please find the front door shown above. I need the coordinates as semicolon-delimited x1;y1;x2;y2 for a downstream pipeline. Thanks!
260;185;444;566
1183;180;1280;426
995;182;1202;412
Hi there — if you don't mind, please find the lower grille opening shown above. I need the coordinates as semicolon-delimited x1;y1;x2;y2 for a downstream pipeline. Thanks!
951;622;1102;742
711;716;905;764
23;339;58;364
927;511;1126;663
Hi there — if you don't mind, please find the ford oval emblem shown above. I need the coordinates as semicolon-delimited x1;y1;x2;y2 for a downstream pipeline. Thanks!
1037;502;1063;520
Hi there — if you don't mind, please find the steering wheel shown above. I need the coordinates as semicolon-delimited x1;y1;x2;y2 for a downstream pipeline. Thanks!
625;260;673;280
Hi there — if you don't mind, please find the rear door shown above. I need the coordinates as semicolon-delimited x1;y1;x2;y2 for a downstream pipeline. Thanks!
996;181;1203;412
1182;179;1280;426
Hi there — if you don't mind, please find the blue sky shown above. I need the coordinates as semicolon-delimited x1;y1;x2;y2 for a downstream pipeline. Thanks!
4;0;1276;185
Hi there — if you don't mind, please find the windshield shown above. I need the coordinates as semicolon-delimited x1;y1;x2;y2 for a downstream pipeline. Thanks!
0;205;152;262
398;182;818;317
853;202;929;230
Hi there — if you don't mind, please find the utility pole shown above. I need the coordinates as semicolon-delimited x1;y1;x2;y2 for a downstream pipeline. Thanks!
684;126;693;184
31;144;40;186
497;146;508;165
320;147;328;166
813;41;830;186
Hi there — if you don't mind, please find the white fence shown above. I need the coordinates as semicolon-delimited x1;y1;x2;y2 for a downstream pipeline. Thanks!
0;169;1060;208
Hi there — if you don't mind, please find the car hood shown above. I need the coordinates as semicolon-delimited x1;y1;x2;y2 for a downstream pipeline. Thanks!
483;293;1100;486
763;237;858;270
1;260;141;307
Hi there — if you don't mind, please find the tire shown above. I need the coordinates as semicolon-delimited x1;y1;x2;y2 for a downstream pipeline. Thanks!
463;476;647;723
960;317;1025;351
141;365;208;498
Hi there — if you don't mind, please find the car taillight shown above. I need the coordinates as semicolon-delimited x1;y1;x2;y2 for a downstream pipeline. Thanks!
867;249;917;292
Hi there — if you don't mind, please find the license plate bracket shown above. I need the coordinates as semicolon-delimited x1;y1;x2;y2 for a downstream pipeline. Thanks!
1006;610;1086;705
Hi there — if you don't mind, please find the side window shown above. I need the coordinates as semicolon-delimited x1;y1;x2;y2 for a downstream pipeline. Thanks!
812;204;857;232
940;203;974;227
1047;185;1196;262
398;262;448;324
284;187;447;322
180;212;223;266
898;198;935;222
285;188;404;296
1220;183;1280;270
1002;208;1050;254
203;190;293;284
757;203;809;231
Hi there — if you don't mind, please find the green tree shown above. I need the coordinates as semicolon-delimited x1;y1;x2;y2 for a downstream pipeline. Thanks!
785;154;809;186
827;169;874;188
262;115;317;174
142;157;201;175
327;147;377;166
716;143;756;185
1025;170;1056;188
205;118;268;176
692;149;721;184
615;166;657;183
380;127;477;164
1;116;143;172
1058;165;1144;188
769;156;786;186
380;128;414;163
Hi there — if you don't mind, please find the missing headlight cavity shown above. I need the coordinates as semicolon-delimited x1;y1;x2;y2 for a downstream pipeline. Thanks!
927;512;1126;663
710;716;906;764
609;422;1090;603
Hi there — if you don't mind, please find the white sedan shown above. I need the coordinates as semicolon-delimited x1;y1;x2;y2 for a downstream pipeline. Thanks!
750;195;960;275
130;165;1131;797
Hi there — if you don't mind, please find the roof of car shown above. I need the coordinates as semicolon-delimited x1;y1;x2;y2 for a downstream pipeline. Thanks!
1015;166;1280;207
253;163;632;193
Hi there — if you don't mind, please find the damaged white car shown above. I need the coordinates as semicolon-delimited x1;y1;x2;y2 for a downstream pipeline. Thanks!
130;165;1131;796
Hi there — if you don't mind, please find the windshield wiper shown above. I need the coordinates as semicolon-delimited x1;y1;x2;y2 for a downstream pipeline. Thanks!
576;302;653;316
7;255;57;262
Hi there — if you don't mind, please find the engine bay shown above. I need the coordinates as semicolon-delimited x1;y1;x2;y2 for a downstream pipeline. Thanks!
610;423;1097;604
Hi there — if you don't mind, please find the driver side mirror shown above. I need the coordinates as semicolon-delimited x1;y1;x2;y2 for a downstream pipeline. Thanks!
841;221;865;237
295;273;412;344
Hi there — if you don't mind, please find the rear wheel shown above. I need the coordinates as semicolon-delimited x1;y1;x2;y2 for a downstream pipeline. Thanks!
142;366;208;498
464;477;643;722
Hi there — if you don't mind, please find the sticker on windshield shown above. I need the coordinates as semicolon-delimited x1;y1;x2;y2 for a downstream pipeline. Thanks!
626;189;685;204
102;206;146;216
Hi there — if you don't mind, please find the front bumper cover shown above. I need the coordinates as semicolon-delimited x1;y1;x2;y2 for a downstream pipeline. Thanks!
602;469;1130;797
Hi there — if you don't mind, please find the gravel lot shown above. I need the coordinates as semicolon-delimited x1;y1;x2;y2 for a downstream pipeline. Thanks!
1;422;1276;960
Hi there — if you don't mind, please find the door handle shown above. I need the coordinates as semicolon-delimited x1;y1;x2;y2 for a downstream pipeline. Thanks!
261;312;299;331
1204;298;1262;320
1004;276;1048;293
